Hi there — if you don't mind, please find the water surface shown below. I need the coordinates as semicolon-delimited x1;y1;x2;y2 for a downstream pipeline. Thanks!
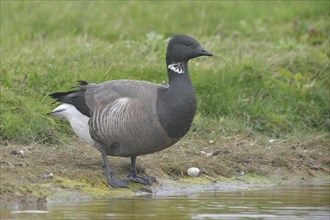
2;184;329;220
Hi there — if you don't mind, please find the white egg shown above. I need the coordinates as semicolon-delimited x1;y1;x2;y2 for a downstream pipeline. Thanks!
187;167;200;177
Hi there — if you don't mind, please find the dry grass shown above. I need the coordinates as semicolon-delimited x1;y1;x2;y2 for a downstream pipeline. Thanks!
144;131;330;179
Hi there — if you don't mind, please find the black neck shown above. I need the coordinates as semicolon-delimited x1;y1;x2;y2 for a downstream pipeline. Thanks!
155;59;197;139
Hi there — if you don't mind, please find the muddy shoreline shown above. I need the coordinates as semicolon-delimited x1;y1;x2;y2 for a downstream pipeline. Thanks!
2;174;329;211
1;133;329;210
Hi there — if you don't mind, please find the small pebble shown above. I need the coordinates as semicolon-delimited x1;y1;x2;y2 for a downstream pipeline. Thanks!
43;173;54;179
202;150;221;157
211;150;220;156
187;167;200;177
10;150;24;157
18;150;24;155
206;153;213;157
268;139;276;143
237;171;245;176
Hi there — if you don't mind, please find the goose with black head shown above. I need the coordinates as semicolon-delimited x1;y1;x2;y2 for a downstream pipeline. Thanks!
49;34;213;188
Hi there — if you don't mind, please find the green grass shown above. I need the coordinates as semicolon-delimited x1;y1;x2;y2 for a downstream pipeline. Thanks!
1;1;329;144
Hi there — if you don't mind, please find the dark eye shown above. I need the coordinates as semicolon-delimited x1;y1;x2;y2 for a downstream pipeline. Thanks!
184;42;191;46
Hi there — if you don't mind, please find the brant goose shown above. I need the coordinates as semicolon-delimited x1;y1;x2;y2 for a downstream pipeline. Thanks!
49;34;213;188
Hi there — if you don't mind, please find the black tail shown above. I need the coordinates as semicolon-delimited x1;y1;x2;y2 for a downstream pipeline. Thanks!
49;81;91;117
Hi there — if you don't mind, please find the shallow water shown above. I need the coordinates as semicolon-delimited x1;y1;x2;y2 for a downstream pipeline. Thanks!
2;184;329;220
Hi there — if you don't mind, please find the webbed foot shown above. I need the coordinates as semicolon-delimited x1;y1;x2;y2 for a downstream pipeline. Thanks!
128;156;156;185
108;175;129;188
128;175;155;185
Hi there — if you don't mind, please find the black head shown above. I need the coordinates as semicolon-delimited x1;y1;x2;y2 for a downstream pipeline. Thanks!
166;34;213;63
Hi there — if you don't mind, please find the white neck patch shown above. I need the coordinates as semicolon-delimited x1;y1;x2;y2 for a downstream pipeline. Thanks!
168;62;184;74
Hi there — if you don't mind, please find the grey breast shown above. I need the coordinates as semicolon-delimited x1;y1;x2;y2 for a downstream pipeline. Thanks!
85;80;175;157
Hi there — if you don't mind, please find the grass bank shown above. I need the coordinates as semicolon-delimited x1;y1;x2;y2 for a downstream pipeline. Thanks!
1;1;329;143
0;1;329;209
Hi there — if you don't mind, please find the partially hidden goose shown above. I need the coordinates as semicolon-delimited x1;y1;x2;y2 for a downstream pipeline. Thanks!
48;34;213;188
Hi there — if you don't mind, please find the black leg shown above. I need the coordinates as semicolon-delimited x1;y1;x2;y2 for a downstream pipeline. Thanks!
129;156;138;177
128;156;155;185
101;151;128;188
